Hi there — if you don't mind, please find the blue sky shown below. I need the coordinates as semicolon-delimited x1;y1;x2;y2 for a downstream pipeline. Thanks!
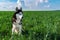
0;0;60;11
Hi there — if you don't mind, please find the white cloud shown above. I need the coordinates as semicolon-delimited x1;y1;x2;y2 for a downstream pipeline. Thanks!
45;0;48;3
0;0;49;11
39;0;44;3
0;2;17;11
24;0;49;9
44;5;50;8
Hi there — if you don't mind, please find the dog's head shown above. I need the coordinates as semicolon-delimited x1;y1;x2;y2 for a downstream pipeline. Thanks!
16;7;22;13
12;7;23;23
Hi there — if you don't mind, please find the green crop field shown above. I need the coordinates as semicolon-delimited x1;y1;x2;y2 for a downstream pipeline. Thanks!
0;11;60;40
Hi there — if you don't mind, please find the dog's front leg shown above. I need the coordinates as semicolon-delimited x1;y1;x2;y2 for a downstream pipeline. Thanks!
12;24;16;35
18;25;22;35
10;24;16;40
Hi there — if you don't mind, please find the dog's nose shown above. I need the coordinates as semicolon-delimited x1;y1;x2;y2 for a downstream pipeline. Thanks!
19;22;22;25
19;13;21;15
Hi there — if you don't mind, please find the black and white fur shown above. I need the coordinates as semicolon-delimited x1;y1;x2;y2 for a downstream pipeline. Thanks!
12;7;23;35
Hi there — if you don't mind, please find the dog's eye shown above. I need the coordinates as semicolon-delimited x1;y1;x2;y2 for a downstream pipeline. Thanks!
19;12;22;15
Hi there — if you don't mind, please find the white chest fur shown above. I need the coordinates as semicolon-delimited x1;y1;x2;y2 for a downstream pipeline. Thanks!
16;12;23;23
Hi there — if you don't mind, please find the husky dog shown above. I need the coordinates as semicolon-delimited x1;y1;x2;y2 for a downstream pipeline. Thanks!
12;7;23;35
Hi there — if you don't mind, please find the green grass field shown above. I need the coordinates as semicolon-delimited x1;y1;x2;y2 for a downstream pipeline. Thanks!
0;11;60;40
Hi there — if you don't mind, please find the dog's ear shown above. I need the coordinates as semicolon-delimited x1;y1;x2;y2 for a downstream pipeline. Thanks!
16;7;18;11
19;7;22;12
20;7;22;11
